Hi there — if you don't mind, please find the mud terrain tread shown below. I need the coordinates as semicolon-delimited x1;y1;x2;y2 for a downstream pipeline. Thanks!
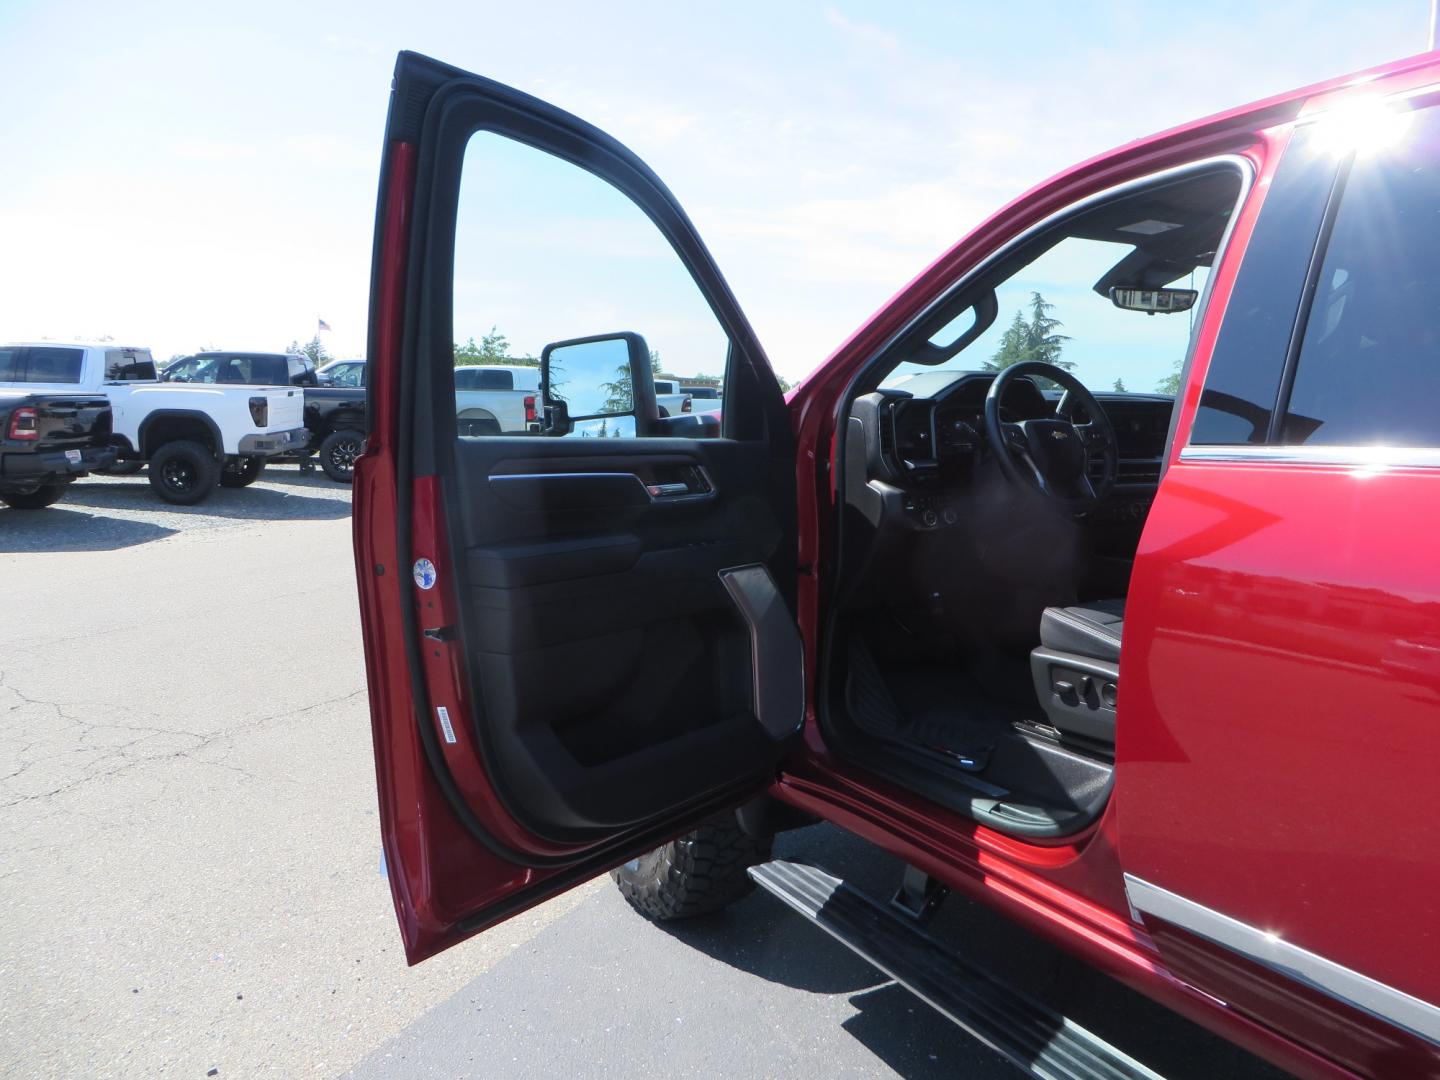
612;820;773;921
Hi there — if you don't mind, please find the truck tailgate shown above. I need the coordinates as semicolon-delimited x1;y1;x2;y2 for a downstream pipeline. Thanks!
26;395;112;446
261;387;304;432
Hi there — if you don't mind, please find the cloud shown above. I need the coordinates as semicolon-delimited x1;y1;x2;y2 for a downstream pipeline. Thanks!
824;9;902;55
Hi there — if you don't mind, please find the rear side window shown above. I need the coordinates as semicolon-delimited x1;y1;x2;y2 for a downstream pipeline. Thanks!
472;368;513;391
0;346;85;383
104;348;157;381
1280;109;1440;446
1190;129;1337;444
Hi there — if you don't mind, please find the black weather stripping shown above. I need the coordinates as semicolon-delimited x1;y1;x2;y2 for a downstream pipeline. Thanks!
748;861;1163;1080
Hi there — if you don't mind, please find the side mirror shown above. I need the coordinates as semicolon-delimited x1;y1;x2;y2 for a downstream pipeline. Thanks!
539;331;658;437
1109;286;1198;315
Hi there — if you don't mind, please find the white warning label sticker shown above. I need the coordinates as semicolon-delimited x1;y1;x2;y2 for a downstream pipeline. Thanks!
436;706;457;745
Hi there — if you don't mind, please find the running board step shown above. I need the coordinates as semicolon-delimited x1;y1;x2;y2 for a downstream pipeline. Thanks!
748;860;1163;1080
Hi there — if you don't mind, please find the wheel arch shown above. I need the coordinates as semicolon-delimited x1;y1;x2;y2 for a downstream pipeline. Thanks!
138;410;223;459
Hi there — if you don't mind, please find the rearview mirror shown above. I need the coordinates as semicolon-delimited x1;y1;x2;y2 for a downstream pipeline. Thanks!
1109;287;1198;315
539;331;657;437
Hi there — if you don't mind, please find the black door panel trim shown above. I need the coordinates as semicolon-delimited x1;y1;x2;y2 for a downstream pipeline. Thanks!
720;564;806;739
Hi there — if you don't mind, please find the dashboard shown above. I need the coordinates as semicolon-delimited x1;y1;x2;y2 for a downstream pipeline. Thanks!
850;372;1173;529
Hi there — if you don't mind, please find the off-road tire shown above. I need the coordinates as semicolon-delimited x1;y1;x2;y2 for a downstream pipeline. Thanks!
219;456;266;488
611;818;772;921
318;428;363;483
148;440;219;505
1;484;67;510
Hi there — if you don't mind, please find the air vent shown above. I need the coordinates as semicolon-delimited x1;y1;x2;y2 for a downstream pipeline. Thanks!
1090;457;1161;485
879;405;895;458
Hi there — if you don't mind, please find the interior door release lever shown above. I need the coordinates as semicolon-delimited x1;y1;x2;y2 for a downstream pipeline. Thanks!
646;482;690;498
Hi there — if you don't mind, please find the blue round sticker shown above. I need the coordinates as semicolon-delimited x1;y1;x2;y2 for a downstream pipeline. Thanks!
412;557;437;590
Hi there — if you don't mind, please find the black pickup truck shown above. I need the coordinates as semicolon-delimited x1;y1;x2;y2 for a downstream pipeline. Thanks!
158;351;366;483
0;391;116;509
302;387;365;482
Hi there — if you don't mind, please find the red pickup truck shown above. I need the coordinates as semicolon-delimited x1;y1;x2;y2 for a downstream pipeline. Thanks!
352;50;1440;1079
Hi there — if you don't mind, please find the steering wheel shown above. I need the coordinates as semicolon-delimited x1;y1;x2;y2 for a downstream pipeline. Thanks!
982;361;1118;512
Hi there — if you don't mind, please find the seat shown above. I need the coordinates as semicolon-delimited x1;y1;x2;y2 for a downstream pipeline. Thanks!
1030;598;1125;747
1038;598;1124;664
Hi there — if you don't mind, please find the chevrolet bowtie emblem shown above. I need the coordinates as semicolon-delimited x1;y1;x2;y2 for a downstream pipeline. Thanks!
1050;430;1068;440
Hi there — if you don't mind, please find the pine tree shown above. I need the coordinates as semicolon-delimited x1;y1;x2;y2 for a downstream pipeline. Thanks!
982;292;1074;371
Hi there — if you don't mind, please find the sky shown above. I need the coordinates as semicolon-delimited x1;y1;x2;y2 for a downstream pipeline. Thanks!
0;1;1428;388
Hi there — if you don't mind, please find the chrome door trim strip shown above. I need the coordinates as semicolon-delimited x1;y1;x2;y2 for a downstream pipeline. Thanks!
1179;444;1440;468
1124;874;1440;1045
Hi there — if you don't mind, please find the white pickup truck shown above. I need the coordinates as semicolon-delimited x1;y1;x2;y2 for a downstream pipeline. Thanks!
651;379;693;418
0;342;307;504
454;364;540;436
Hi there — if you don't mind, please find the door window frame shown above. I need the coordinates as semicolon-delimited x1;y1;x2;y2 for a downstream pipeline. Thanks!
837;153;1256;477
403;84;785;468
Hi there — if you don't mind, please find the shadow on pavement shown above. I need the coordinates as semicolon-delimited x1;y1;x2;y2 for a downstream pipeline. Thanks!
0;506;178;552
60;479;351;521
255;467;351;491
0;472;350;553
661;824;1286;1080
657;891;887;996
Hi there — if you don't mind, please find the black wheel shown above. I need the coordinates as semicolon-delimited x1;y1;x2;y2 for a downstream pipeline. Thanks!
100;460;145;476
318;428;363;483
1;484;67;510
219;456;266;488
147;440;218;505
612;817;772;921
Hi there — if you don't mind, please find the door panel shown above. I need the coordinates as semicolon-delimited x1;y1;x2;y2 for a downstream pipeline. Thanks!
356;52;798;963
1120;99;1440;1071
447;435;790;839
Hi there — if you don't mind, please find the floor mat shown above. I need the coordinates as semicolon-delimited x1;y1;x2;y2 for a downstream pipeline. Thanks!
846;636;1018;769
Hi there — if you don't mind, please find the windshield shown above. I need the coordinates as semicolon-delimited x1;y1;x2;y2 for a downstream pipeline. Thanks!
880;168;1241;396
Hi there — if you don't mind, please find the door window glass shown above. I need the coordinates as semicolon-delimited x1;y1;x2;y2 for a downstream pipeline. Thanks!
452;132;730;437
1281;108;1440;446
328;362;364;388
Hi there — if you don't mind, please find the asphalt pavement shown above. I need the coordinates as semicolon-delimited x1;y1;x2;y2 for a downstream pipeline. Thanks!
0;465;1289;1079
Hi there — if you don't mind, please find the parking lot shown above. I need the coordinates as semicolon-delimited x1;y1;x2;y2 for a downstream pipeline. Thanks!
1;467;1282;1079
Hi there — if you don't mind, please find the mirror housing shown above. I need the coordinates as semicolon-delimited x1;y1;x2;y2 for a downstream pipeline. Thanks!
540;331;658;437
1109;286;1198;315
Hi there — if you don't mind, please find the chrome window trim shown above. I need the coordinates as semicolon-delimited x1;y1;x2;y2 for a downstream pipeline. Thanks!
1124;874;1440;1045
1178;444;1440;468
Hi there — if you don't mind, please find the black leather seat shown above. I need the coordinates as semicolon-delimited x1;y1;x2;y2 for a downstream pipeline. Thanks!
1039;598;1124;664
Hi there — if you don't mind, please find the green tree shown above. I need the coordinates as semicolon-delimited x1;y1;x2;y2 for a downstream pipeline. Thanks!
1112;377;1127;392
1156;358;1182;395
287;335;332;365
982;292;1074;372
454;326;538;367
599;363;634;415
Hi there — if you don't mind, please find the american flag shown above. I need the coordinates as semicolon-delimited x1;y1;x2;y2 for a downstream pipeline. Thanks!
317;318;332;333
